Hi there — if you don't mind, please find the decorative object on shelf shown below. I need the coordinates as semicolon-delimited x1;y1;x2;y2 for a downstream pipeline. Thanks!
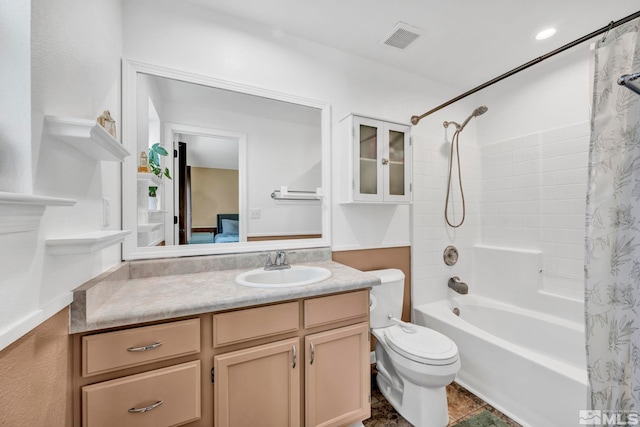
148;143;172;180
96;110;117;138
138;151;150;173
148;186;158;210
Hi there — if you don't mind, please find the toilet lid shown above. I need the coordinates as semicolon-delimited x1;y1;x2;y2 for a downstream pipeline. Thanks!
384;324;458;366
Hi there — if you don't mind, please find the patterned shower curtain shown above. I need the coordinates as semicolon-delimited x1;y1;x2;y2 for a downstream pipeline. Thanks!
585;17;640;419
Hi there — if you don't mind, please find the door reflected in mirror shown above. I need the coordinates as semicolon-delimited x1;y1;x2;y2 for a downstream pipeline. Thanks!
130;69;325;254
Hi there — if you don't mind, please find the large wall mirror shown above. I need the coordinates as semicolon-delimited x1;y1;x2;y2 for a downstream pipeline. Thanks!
122;60;331;259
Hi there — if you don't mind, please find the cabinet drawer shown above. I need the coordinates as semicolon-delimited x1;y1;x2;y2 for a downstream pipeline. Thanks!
82;360;201;427
213;302;299;348
82;318;200;377
304;290;369;328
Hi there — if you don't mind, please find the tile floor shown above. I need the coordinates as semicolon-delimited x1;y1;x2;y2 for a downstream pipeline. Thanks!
364;373;522;427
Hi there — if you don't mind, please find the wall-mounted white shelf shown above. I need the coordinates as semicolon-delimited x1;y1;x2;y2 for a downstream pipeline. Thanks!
0;192;76;234
46;230;131;255
137;172;163;187
44;115;130;162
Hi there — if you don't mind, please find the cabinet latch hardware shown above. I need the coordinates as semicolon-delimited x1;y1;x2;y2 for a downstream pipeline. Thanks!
211;368;215;383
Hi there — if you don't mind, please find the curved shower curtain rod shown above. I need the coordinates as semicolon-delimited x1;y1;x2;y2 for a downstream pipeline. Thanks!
410;10;640;126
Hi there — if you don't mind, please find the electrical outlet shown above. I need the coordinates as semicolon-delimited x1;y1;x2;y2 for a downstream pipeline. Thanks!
103;198;111;228
250;209;261;219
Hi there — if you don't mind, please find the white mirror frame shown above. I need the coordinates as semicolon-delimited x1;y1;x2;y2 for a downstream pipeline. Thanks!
122;59;331;260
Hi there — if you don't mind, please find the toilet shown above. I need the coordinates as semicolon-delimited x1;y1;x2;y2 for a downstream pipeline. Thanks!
369;269;460;427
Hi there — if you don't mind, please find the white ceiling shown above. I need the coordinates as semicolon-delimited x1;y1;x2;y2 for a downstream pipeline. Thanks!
185;0;639;89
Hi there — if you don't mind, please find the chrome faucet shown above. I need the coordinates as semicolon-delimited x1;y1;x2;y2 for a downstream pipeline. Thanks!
264;251;291;270
448;276;468;294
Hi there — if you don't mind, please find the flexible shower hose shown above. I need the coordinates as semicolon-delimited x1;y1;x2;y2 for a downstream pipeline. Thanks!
445;130;465;228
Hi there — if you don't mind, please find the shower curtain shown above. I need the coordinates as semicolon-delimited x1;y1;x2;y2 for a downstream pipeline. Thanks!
585;17;640;418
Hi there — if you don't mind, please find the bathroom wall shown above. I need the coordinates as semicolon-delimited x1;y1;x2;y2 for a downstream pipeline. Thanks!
0;309;72;427
333;246;412;322
159;96;323;238
122;0;475;254
0;0;123;424
0;1;32;193
411;43;593;308
191;167;239;228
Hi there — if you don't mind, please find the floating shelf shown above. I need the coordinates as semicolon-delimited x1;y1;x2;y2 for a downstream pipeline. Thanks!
137;173;163;187
138;223;163;233
46;230;131;255
0;192;76;234
44;115;130;162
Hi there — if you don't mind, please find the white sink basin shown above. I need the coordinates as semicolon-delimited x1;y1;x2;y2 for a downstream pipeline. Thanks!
235;265;332;288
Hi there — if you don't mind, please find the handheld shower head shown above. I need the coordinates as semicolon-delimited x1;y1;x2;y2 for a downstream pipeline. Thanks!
457;105;488;132
473;105;489;117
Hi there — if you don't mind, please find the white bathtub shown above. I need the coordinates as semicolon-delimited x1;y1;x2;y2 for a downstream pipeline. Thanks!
414;295;588;427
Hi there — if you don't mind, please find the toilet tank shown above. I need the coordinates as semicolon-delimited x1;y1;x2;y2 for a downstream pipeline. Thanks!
368;268;405;329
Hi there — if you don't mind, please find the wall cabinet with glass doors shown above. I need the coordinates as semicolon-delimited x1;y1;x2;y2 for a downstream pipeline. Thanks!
345;115;412;204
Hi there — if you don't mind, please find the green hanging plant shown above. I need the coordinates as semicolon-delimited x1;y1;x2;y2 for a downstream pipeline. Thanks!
148;143;172;180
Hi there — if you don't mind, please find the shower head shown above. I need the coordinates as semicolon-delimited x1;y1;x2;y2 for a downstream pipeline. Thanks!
457;105;488;132
473;105;489;116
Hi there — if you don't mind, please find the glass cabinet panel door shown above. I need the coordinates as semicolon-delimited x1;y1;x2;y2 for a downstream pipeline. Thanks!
359;124;378;195
388;129;405;196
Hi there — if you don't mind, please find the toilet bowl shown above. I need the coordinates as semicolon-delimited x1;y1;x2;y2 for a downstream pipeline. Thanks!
369;269;460;427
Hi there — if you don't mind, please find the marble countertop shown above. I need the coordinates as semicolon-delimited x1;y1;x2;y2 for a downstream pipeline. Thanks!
70;259;380;334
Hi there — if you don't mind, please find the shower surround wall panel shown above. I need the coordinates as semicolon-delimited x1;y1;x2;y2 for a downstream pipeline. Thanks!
479;122;589;300
411;132;482;306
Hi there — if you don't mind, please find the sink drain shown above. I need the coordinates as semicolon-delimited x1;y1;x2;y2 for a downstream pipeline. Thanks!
452;307;460;316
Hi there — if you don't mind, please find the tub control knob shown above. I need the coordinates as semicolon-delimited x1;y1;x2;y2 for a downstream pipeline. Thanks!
443;246;459;266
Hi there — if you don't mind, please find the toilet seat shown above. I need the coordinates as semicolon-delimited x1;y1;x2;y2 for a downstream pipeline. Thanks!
383;324;458;366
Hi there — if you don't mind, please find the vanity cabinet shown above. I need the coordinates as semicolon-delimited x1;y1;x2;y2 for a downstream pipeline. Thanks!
346;115;412;204
213;291;370;427
73;290;371;427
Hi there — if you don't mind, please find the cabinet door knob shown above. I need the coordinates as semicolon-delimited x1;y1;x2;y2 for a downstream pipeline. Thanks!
127;341;163;352
128;400;164;413
381;158;389;165
309;342;315;365
292;345;297;369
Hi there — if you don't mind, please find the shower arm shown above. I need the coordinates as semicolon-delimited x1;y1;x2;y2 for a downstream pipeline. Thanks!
443;120;462;131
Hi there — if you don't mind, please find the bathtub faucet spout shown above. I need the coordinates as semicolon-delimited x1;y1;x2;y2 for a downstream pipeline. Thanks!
448;276;468;294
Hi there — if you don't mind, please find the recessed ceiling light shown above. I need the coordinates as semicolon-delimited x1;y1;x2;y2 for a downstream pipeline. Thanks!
535;28;556;41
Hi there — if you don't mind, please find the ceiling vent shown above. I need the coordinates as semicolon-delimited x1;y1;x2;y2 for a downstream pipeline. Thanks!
380;22;423;49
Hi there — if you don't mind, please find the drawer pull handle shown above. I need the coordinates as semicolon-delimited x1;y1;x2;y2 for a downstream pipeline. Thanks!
128;400;164;413
127;342;163;352
292;345;297;369
310;342;315;365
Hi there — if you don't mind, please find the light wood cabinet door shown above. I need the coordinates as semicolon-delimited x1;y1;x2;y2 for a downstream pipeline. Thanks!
305;322;370;427
214;337;301;427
